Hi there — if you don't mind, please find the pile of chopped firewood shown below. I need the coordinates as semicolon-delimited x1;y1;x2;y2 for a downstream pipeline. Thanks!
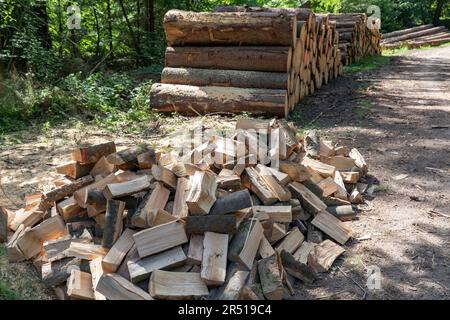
0;118;370;300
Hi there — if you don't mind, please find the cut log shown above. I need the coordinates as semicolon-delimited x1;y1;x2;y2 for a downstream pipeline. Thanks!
164;10;296;47
302;157;336;177
325;156;356;171
165;46;292;73
172;177;190;219
218;270;249;300
228;219;263;270
67;270;95;300
293;241;316;264
341;171;360;184
131;183;170;228
103;176;151;199
64;242;108;260
311;211;352;245
147;209;177;227
41;257;82;287
90;156;115;178
279;162;311;182
72;142;116;164
382;24;434;39
127;246;187;283
201;232;229;286
186;215;237;234
317;177;339;197
56;196;86;223
253;206;292;223
186;171;217;215
308;239;345;272
327;205;357;221
149;270;209;300
209;189;252;215
267;167;291;185
89;257;107;300
349;148;368;174
275;227;304;254
162;67;289;90
187;234;204;266
102;200;125;249
56;161;94;179
268;222;287;243
96;273;153;300
151;83;288;118
102;228;136;273
151;164;178;189
289;182;327;214
42;175;95;210
280;250;316;284
137;151;157;170
243;167;277;205
258;234;275;259
256;164;292;201
133;221;188;258
106;144;155;171
258;255;283;300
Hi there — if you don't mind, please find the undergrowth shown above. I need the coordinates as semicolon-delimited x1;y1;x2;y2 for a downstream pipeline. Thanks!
343;55;391;74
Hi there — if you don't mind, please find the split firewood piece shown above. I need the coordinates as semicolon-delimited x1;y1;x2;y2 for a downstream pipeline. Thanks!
201;232;229;286
186;215;237;234
306;166;324;184
325;156;356;171
0;207;7;243
349;148;368;174
107;144;155;170
9;207;45;232
102;228;136;273
293;241;317;264
56;161;94;179
258;234;275;259
102;200;125;249
149;270;209;300
137;151;157;170
6;224;27;262
147;209;177;227
270;128;287;164
72;142;116;164
103;175;152;199
213;137;244;165
24;194;43;210
302;157;336;177
44;235;88;262
275;227;304;254
90;156;115;178
127;246;187;283
16;216;67;259
54;177;73;187
253;206;292;223
334;171;348;200
327;206;357;221
304;130;321;158
66;220;96;238
278;119;300;154
41;257;82;287
187;234;204;265
151;164;178;189
236;118;270;132
133;221;188;258
317;176;338;196
334;146;350;157
217;168;242;190
341;171;360;184
279;162;311;182
115;243;139;281
228;219;263;270
243;167;277;205
56;196;87;223
256;164;291;201
218;269;250;300
172;177;190;219
89;257;107;300
268;222;287;243
349;188;364;204
42;175;95;211
131;183;170;228
209;189;252;216
67;269;95;300
258;255;284;300
267;167;291;185
280;250;316;284
289;182;327;214
312;211;353;245
186;170;217;215
320;140;334;158
96;273;153;300
308;240;346;273
85;189;107;217
64;242;108;260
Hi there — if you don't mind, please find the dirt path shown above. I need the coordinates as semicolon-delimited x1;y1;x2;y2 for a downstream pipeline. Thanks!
1;46;449;300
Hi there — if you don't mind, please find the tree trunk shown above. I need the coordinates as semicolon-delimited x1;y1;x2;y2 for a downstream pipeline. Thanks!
165;46;292;73
35;1;52;49
164;10;297;47
117;0;142;59
92;7;101;58
161;67;289;89
106;0;114;59
150;83;288;117
434;0;446;25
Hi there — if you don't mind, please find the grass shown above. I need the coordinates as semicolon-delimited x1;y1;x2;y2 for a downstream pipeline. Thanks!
343;55;391;74
0;282;21;300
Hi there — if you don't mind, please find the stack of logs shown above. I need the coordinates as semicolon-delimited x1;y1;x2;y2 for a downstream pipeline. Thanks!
1;118;371;300
381;24;450;49
325;13;382;65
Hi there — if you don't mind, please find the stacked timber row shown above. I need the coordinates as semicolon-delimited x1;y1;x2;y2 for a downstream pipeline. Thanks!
151;9;298;118
325;13;381;65
381;24;450;49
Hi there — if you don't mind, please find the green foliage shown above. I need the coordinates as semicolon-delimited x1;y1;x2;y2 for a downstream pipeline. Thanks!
0;281;21;300
343;55;390;73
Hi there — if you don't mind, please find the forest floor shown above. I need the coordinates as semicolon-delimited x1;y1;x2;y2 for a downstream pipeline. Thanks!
0;45;449;300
